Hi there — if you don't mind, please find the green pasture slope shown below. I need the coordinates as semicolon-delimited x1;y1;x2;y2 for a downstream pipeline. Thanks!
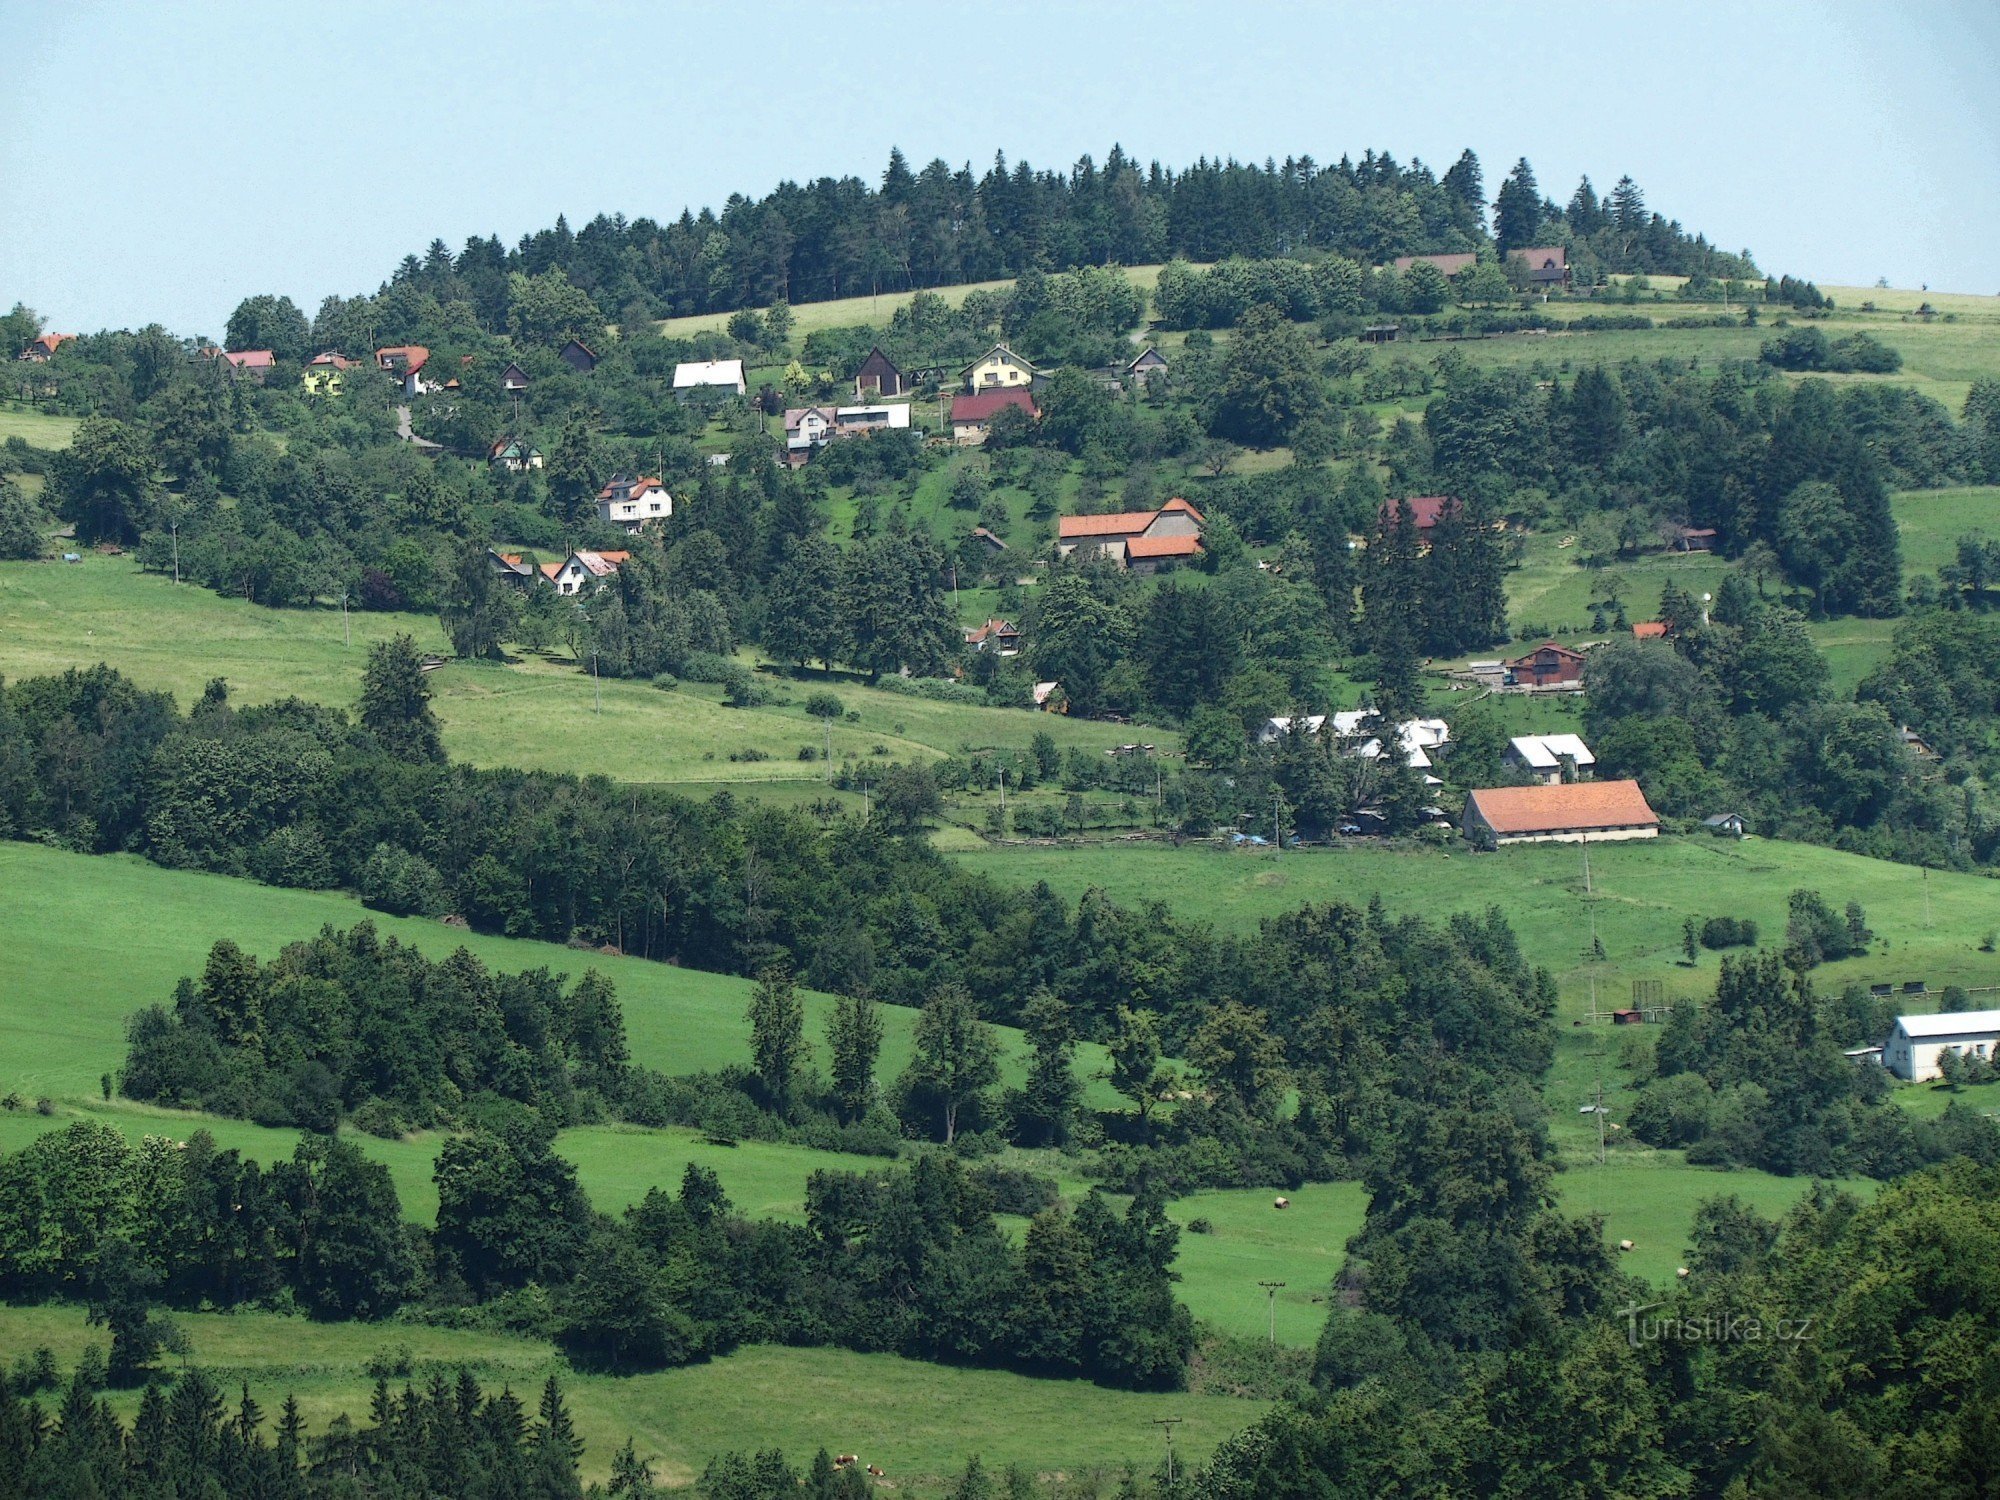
0;1304;1256;1494
0;403;80;449
0;842;1123;1106
0;555;1175;783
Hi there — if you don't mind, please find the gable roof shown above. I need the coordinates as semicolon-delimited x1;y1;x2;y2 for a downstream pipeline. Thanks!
971;526;1009;550
673;358;744;389
1158;496;1205;522
222;349;275;369
1380;494;1453;531
26;332;75;356
857;345;901;373
306;351;357;369
1508;733;1596;771
1895;1010;2000;1039
1127;533;1204;560
1507;640;1587;667
565;549;631;578
784;405;837;431
375;344;430;374
951;388;1038;423
961;342;1036;376
1127;345;1168;371
1632;621;1668;640
1508;245;1568;269
1467;780;1658;836
560;338;598;362
1060;509;1168;538
500;361;530;384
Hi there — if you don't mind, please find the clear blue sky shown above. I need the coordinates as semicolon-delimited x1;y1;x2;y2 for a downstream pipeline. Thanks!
3;0;1995;337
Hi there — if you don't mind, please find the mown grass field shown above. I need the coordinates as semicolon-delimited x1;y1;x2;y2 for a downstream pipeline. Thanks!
0;403;79;448
0;1303;1254;1494
0;842;1121;1107
653;265;1176;343
0;556;1175;783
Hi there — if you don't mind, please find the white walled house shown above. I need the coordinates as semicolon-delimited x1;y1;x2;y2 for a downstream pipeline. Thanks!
1508;733;1596;784
1884;1011;2000;1081
673;358;746;395
595;475;672;533
553;549;630;597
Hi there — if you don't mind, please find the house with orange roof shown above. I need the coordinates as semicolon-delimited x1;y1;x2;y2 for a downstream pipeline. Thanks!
595;474;672;533
1463;780;1658;846
375;345;432;398
1057;498;1205;572
218;349;275;382
18;332;75;362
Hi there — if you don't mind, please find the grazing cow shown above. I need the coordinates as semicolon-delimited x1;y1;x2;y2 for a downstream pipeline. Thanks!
1676;1266;1690;1279
867;1464;886;1478
1273;1196;1291;1210
1618;1239;1634;1251
834;1454;857;1469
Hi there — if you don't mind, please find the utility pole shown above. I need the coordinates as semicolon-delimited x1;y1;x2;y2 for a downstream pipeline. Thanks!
592;649;601;715
823;714;833;783
998;765;1007;824
1147;1418;1183;1489
170;515;180;585
1258;1281;1286;1347
340;591;351;649
1273;791;1282;850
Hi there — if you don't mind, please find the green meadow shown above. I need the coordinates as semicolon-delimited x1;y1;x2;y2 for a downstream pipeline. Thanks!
0;402;80;449
0;841;1120;1106
0;555;1174;784
0;1302;1256;1494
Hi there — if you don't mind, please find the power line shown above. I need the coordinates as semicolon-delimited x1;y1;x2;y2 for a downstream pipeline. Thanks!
1146;1417;1184;1488
1257;1281;1287;1347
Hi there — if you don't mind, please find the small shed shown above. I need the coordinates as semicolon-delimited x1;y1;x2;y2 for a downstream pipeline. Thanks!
559;339;598;374
854;346;905;398
500;362;531;394
1360;325;1401;344
1702;812;1747;839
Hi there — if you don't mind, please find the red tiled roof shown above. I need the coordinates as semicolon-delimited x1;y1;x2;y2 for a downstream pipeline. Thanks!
222;350;275;369
307;352;357;369
27;333;74;355
596;550;631;564
1632;622;1668;640
1467;780;1658;836
1060;510;1166;538
375;344;430;375
1159;497;1205;522
1127;534;1204;559
1380;495;1453;530
950;389;1038;423
1506;640;1587;668
1508;245;1568;268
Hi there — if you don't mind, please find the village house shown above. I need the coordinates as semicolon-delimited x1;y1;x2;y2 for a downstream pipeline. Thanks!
552;548;630;597
961;343;1038;392
950;388;1038;444
487;549;561;588
1463;780;1659;846
1263;711;1450;770
595;474;672;532
500;362;531;395
1505;641;1588;689
854;346;905;398
1057;498;1204;570
1508;245;1571;287
217;349;275;382
375;345;432;398
784;406;837;459
963;617;1022;656
1090;345;1171;392
1359;324;1401;344
673;358;746;395
1392;251;1478;277
1507;733;1596;784
487;437;544;473
302;352;356;395
1675;526;1718;553
1377;494;1455;534
1632;621;1668;641
559;339;599;374
18;332;75;362
1883;1011;2000;1082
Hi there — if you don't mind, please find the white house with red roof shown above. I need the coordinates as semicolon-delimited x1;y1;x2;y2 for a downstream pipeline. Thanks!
219;349;276;382
17;332;74;362
553;549;631;596
595;475;672;533
1057;498;1205;572
375;345;433;398
950;388;1038;444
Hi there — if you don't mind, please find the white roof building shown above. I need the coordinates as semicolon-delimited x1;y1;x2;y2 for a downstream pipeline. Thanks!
1509;733;1597;783
673;358;747;394
1884;1011;2000;1081
1259;713;1450;772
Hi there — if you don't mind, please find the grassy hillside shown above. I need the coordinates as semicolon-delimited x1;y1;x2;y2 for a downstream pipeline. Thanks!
952;834;1999;1013
0;556;1175;783
0;1303;1254;1494
0;842;1119;1105
0;403;79;449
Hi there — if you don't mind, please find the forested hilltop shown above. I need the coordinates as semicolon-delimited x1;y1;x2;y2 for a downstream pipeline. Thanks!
353;147;1754;330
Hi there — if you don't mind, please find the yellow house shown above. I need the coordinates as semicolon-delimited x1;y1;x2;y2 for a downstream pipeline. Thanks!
961;343;1037;393
301;352;358;397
